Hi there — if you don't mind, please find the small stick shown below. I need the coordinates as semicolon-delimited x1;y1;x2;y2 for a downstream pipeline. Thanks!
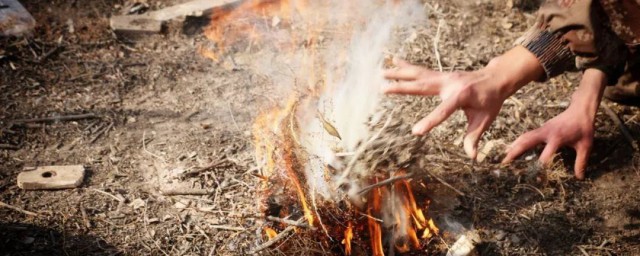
0;144;20;150
602;104;638;150
90;122;113;144
12;113;98;124
161;188;212;196
266;216;316;230
433;19;444;72
0;201;39;217
425;170;465;196
36;45;62;63
181;159;229;177
358;173;414;195
80;203;91;228
90;188;125;202
209;225;246;232
249;219;303;254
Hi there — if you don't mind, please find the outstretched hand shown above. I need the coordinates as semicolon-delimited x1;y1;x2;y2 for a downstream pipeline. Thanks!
502;69;607;179
383;60;505;159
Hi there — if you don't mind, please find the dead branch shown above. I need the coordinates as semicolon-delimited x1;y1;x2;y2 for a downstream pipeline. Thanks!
161;188;212;196
249;218;304;254
12;113;98;124
358;173;414;195
0;201;39;217
602;103;638;151
266;216;316;230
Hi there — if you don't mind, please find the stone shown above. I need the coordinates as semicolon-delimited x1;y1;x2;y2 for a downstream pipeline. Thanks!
17;165;85;190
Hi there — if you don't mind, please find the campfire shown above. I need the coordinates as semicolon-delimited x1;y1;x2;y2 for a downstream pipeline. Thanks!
202;0;447;254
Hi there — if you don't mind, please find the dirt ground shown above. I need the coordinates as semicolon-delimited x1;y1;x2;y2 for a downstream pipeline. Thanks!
1;0;639;255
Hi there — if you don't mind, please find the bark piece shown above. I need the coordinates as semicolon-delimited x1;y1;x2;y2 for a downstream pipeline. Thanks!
17;165;85;190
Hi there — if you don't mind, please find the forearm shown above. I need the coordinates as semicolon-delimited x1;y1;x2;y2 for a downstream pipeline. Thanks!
570;69;607;119
483;46;545;99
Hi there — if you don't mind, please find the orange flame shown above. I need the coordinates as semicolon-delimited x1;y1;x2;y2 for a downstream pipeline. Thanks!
342;222;354;255
368;186;385;256
202;0;309;61
265;227;278;240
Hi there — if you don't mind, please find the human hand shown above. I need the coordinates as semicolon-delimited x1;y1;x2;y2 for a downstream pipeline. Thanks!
502;69;607;179
383;47;544;160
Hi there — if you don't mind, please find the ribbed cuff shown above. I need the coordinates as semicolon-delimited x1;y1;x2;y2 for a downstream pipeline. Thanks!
517;27;575;81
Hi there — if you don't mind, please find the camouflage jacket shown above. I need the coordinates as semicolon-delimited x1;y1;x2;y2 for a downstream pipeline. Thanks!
518;0;640;83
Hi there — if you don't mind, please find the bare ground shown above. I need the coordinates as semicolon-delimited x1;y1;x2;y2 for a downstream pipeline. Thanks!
1;0;639;255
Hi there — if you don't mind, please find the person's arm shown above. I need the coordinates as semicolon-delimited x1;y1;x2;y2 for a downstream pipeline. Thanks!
384;46;543;159
502;68;607;179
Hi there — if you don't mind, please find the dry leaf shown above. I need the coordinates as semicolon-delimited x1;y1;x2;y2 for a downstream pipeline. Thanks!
317;111;342;140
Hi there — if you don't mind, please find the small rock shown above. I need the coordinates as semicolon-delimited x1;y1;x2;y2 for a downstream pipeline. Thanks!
129;198;145;210
21;237;35;245
494;230;506;241
509;234;522;245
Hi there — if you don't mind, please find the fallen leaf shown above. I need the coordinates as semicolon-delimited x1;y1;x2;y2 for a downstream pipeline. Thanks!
317;111;342;140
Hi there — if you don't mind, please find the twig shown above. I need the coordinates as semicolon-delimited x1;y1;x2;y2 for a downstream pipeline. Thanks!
0;144;20;150
90;122;114;144
425;170;465;196
227;101;242;133
142;131;165;162
181;159;229;177
0;201;39;217
80;203;91;228
36;45;63;63
433;19;444;72
89;188;125;202
249;219;303;254
267;216;316;230
358;173;414;195
12;113;98;124
209;225;246;232
337;109;396;182
161;188;212;196
577;246;590;256
602;103;638;150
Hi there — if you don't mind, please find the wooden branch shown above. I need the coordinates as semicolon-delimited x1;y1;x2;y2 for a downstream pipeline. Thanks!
12;113;98;124
249;218;303;254
0;201;39;217
357;173;414;195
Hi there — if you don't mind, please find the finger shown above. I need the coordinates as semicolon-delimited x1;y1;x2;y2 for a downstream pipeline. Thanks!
463;113;494;160
538;141;559;166
502;131;544;164
573;143;591;180
384;65;441;81
383;80;441;96
412;97;459;135
393;58;413;68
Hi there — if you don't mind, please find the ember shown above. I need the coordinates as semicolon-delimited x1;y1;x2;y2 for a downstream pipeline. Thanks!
203;0;438;254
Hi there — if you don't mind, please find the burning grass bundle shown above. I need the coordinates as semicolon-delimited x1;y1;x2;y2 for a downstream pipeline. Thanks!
200;0;462;254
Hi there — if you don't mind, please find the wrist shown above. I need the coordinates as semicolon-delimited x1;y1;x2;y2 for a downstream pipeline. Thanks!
482;46;545;99
570;69;607;117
